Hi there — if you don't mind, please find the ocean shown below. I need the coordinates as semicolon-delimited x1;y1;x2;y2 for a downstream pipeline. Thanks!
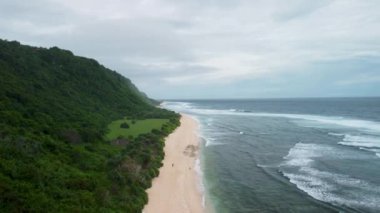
162;98;380;213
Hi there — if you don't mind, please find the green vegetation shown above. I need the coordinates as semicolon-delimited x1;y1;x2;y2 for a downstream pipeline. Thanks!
120;122;130;129
0;39;180;212
107;118;169;140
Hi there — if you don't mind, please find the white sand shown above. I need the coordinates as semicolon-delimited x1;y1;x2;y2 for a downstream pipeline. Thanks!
143;114;204;213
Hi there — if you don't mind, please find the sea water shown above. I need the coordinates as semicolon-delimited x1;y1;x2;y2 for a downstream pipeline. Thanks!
163;98;380;213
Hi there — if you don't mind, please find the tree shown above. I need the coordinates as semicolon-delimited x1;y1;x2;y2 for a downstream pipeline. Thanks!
120;122;129;129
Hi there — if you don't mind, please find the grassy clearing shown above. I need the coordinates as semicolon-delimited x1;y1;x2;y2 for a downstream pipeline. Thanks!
106;118;169;140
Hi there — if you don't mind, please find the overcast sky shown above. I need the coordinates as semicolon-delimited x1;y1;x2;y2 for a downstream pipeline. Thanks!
1;0;379;99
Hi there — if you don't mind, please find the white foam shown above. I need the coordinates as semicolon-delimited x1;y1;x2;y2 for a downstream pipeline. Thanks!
194;158;206;208
339;141;380;149
203;137;225;147
257;164;280;168
337;134;380;157
260;113;380;133
163;102;380;134
190;115;222;147
282;143;380;211
283;170;380;210
328;132;345;136
161;101;195;113
359;147;380;152
188;107;380;157
340;134;380;148
282;142;339;167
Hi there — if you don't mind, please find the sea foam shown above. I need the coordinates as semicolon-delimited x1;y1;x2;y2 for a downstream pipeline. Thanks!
164;102;380;134
336;134;380;158
339;134;380;148
281;143;380;211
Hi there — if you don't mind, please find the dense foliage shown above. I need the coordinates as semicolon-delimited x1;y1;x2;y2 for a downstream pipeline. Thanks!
0;39;180;212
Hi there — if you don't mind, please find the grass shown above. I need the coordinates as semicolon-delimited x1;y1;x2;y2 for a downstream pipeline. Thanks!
105;118;169;140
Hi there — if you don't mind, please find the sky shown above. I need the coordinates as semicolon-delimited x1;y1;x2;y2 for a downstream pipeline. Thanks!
1;0;380;99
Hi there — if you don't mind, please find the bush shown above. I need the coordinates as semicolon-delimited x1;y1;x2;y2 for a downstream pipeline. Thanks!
120;122;129;129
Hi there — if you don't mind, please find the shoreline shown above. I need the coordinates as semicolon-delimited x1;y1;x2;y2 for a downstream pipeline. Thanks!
143;114;204;213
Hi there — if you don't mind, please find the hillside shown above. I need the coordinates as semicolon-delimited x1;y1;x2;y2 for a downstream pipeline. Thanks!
0;39;179;212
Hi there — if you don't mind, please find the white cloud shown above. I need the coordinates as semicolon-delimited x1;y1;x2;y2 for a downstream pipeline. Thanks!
0;0;379;97
336;74;380;86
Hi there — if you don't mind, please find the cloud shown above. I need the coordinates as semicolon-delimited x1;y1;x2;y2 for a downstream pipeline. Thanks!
0;0;379;98
336;74;380;86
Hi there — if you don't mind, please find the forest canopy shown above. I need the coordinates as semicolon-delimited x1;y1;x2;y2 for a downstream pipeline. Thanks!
0;39;179;212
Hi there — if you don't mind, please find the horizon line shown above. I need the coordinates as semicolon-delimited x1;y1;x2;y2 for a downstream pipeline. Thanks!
159;96;380;101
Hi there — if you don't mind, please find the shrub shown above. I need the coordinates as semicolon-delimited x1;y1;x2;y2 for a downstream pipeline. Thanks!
120;122;129;129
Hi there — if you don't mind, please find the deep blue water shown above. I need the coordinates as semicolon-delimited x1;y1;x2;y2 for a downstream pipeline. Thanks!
163;98;380;213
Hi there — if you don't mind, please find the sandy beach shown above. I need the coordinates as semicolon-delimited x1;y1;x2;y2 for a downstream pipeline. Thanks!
143;114;204;213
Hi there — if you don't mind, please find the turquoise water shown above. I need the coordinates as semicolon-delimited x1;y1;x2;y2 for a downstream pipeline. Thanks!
163;98;380;213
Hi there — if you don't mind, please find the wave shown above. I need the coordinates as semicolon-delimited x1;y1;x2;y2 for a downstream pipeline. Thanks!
257;164;279;168
165;101;380;154
203;137;225;147
339;134;380;149
335;134;380;158
194;158;206;208
161;101;195;113
163;102;380;134
328;132;345;136
282;142;343;167
283;169;380;211
361;148;380;159
281;143;380;211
